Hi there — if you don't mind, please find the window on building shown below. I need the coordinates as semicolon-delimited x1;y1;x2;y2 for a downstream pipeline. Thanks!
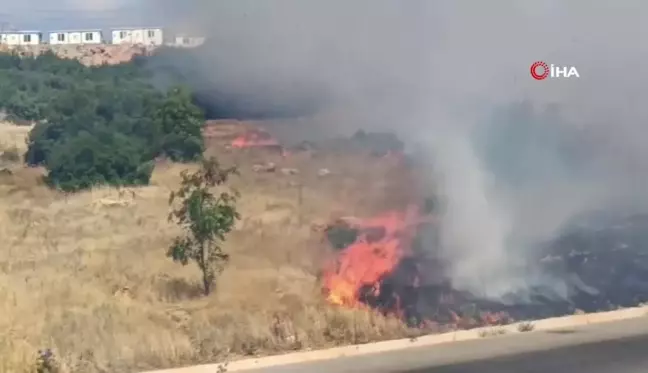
147;30;155;38
57;33;65;42
183;37;190;45
85;33;93;41
119;31;126;39
23;34;31;43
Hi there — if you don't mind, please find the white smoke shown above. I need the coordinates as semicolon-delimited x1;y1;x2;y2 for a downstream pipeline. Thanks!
17;0;648;299
425;133;518;297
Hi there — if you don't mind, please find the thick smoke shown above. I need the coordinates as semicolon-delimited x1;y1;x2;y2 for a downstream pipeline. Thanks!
42;1;648;299
150;0;648;299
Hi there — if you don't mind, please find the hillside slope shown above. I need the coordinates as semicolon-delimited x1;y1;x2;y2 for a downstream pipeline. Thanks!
0;44;158;66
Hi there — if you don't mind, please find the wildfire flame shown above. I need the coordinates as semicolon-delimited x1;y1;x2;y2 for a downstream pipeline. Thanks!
323;205;423;308
231;129;281;149
320;163;516;328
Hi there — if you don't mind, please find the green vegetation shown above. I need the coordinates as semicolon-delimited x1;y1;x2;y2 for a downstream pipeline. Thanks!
167;157;240;295
0;51;205;191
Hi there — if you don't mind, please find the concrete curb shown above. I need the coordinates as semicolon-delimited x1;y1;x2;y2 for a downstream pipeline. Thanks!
140;305;648;373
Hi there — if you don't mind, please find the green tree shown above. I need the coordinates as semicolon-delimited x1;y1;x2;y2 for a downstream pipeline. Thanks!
152;86;205;162
2;51;210;192
167;157;240;295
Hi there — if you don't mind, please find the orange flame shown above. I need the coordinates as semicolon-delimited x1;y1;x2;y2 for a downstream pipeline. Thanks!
323;205;422;308
322;198;516;329
231;129;280;148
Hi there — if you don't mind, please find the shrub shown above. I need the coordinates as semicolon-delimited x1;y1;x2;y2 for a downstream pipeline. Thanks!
167;157;240;295
4;52;208;191
35;349;59;373
152;87;205;162
45;129;153;191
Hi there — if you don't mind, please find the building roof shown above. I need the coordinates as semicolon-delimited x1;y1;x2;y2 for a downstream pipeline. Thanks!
49;29;104;33
111;27;163;31
0;30;42;34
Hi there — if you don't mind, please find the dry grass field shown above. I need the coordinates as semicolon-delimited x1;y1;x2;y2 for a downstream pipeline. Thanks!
0;122;419;373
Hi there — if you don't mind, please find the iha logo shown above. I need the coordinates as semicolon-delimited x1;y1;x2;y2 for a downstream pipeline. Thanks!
530;61;580;80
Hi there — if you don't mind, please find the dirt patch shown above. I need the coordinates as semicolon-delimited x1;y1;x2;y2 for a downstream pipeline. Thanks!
0;44;158;66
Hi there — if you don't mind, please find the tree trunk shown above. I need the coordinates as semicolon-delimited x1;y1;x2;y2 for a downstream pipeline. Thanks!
202;270;211;295
200;243;211;295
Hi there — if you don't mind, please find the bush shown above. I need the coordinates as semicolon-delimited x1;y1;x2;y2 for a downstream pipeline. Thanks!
0;51;207;191
0;52;159;124
45;129;154;191
35;349;59;373
152;87;205;162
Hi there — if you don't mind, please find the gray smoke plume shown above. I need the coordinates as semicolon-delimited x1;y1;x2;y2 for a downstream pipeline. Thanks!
23;0;648;299
148;0;648;300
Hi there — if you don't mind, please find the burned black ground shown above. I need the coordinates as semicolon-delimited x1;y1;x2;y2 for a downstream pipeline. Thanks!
331;211;648;328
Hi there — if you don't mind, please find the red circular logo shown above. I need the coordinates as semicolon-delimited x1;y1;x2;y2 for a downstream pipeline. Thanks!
530;61;549;80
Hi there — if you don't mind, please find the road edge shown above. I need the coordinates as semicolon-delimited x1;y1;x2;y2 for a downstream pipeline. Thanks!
140;305;648;373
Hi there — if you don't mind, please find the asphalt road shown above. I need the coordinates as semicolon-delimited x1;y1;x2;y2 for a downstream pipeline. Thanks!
246;316;648;373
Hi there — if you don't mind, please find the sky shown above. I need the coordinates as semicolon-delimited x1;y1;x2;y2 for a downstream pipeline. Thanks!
0;0;154;30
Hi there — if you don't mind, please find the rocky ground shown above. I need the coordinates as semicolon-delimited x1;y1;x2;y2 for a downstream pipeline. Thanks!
0;44;160;66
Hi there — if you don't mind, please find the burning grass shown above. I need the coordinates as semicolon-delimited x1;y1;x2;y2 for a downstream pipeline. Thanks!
322;206;423;308
5;121;648;372
0;123;424;373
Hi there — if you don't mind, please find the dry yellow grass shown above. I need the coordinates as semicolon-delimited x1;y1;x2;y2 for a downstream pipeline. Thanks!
0;123;419;373
0;122;31;154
